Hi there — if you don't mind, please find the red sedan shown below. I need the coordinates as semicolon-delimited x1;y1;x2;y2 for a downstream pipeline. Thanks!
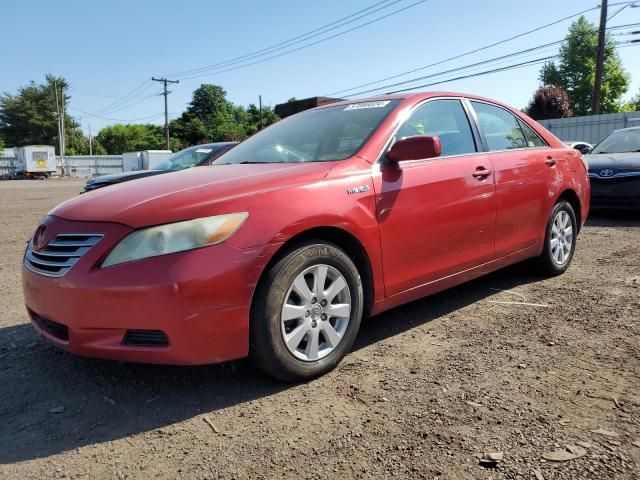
22;92;589;381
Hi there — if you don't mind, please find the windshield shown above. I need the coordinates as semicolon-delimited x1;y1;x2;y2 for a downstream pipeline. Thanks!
155;145;222;171
216;100;400;164
591;129;640;154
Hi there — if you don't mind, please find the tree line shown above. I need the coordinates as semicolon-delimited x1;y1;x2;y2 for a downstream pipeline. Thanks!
0;81;278;155
526;16;639;120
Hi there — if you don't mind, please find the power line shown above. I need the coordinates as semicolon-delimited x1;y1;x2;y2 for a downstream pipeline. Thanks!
174;0;431;80
89;80;153;116
356;41;638;97
96;90;163;115
343;23;639;98
68;107;165;123
162;0;402;78
68;89;163;122
608;21;640;29
345;39;564;97
325;2;638;97
386;56;560;94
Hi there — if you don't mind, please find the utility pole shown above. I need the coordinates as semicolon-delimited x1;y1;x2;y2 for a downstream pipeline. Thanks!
88;123;93;156
151;77;179;149
60;87;66;157
259;95;263;130
592;0;608;115
53;81;64;176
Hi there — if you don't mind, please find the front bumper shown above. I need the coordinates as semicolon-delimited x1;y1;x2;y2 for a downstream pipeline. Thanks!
22;216;278;365
589;176;640;209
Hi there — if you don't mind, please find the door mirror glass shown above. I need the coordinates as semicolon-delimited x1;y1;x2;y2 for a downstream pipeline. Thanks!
387;135;442;163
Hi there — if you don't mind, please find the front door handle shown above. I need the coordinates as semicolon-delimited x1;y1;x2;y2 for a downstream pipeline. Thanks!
472;167;492;179
545;156;557;167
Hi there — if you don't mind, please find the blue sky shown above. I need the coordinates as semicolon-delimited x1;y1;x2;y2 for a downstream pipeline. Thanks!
2;0;639;134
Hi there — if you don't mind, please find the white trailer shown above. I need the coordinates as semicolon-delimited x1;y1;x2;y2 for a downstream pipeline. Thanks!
142;150;172;170
122;150;172;170
122;151;143;171
15;145;57;177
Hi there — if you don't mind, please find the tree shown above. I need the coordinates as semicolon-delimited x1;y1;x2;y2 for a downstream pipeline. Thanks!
538;16;630;116
526;85;574;120
170;84;274;145
0;137;5;151
620;88;640;112
95;124;179;154
0;75;84;152
246;103;279;135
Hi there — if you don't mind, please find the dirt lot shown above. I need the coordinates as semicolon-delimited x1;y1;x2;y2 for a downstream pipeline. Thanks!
0;179;638;479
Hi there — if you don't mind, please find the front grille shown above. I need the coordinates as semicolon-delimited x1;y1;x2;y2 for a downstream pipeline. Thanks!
122;330;169;347
24;233;103;277
29;310;69;341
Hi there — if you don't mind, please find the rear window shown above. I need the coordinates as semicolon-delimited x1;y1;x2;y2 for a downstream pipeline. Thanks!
518;119;546;148
471;101;527;151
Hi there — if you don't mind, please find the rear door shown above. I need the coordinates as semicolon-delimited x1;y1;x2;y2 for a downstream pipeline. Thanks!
374;98;496;296
468;100;555;258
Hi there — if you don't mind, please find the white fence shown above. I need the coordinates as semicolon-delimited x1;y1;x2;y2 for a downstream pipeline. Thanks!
1;155;125;178
538;111;640;145
56;156;124;177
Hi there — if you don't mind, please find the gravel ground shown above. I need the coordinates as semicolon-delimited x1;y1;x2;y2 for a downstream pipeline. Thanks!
0;179;639;479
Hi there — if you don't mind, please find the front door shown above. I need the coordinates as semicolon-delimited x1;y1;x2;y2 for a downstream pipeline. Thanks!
373;98;496;297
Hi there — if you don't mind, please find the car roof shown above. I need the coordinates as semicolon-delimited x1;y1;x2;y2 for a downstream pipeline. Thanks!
314;91;520;112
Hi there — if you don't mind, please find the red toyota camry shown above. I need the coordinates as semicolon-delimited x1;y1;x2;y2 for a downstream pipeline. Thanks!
22;92;590;381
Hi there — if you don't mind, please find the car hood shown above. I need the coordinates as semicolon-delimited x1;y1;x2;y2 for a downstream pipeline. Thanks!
52;162;335;228
85;170;167;186
585;152;640;171
84;170;170;191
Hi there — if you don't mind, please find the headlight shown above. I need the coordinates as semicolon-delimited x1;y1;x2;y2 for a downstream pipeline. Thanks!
102;213;248;268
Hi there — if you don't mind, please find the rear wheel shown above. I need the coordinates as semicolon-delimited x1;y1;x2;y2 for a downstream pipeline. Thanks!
250;241;364;382
534;200;577;276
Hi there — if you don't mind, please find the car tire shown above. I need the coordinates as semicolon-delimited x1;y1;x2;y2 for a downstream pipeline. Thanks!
534;200;577;276
250;241;364;382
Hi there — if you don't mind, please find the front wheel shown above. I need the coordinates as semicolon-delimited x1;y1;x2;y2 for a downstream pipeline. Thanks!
534;200;577;276
250;241;364;382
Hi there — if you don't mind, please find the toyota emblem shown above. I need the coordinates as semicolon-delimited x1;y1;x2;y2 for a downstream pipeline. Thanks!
600;169;614;177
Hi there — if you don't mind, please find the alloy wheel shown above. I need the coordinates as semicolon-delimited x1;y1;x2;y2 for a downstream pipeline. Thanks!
280;264;351;362
550;210;573;265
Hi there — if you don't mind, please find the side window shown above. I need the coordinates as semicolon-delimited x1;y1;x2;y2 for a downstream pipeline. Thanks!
517;119;547;147
396;99;477;157
471;101;527;151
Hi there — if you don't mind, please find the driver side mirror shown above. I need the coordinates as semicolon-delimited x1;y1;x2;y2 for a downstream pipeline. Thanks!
580;147;591;155
387;135;442;164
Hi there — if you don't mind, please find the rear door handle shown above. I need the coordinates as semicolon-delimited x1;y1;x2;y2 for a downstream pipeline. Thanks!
472;167;492;179
545;156;557;167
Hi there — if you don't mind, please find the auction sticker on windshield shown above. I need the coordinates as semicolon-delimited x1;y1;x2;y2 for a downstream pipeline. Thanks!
344;101;391;110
